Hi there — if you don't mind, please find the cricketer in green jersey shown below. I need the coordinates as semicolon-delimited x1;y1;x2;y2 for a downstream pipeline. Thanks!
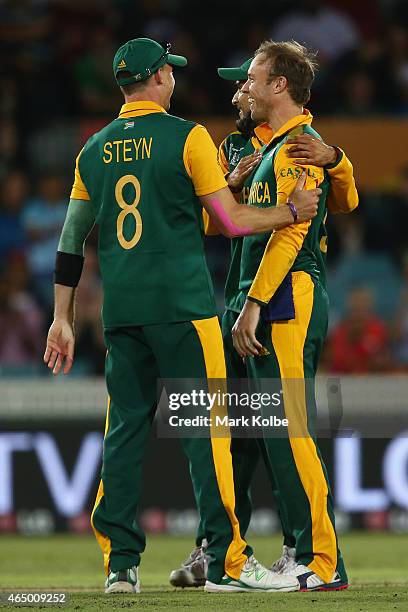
170;56;358;589
230;40;359;591
43;37;321;595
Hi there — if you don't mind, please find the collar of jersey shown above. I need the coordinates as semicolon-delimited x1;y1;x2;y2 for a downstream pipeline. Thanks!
255;109;312;146
252;123;273;147
118;101;167;118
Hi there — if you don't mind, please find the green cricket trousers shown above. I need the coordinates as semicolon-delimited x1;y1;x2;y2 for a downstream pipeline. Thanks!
195;308;294;548
246;271;347;584
91;315;251;583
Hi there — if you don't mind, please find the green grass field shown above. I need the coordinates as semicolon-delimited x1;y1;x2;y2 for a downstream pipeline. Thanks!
0;533;407;611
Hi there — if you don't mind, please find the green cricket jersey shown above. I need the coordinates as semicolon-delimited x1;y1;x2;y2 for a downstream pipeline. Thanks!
239;114;330;308
71;101;227;328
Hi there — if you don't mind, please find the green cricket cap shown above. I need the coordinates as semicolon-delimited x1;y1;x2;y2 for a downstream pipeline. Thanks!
217;57;253;81
113;38;187;86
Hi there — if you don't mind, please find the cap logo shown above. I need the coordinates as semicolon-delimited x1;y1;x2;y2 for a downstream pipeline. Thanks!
117;59;127;68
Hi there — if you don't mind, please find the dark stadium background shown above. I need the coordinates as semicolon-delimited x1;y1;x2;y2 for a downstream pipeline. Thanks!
1;0;408;539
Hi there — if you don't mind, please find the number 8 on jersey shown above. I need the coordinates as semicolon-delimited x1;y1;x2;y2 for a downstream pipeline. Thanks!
115;174;143;250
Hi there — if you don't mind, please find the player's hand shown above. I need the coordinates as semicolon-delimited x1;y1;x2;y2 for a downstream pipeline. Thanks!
286;134;337;166
44;319;75;375
290;171;321;223
228;151;262;191
232;300;263;358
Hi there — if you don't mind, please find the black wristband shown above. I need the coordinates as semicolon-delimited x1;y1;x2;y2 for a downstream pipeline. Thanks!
54;251;84;287
325;146;343;169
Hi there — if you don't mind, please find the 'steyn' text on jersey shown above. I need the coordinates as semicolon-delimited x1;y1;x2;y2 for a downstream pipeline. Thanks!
103;137;153;163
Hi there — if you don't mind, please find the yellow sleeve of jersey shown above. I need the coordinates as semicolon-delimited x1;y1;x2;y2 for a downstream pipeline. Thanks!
248;144;324;305
326;149;359;214
183;124;228;196
201;137;231;235
202;209;220;235
70;149;91;201
217;138;230;175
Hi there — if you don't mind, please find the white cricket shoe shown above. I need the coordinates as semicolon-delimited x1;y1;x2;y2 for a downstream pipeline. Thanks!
270;545;297;574
104;566;141;593
204;555;299;592
283;563;348;591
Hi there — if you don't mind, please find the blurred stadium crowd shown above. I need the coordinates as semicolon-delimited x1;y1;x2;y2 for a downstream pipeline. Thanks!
1;0;408;376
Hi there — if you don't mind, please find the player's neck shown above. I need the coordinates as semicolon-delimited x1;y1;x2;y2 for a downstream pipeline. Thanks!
266;102;303;134
124;89;167;109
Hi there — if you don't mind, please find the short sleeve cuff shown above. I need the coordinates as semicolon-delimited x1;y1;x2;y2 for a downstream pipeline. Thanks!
70;187;91;201
195;177;228;197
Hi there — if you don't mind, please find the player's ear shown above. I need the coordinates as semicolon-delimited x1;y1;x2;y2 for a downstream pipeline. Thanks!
274;76;287;94
154;68;165;85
